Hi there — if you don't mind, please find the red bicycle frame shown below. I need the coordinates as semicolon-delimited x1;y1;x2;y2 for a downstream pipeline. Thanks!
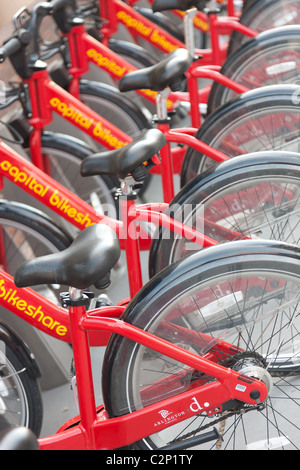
24;57;236;203
0;138;223;300
3;275;265;450
126;0;240;34
38;302;267;450
98;0;256;65
61;9;250;132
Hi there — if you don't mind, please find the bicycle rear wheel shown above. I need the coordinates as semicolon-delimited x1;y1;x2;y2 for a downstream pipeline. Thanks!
181;84;300;186
103;240;300;450
0;199;72;301
228;0;300;55
150;152;300;275
22;131;119;234
208;27;300;113
0;331;43;436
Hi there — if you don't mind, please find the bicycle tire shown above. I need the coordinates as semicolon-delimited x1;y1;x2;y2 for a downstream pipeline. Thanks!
108;38;157;68
78;80;152;152
149;151;300;276
0;201;72;436
108;38;158;115
103;239;300;450
0;199;72;299
48;79;152;197
208;26;300;113
22;131;119;232
228;0;300;55
181;84;300;187
0;330;43;436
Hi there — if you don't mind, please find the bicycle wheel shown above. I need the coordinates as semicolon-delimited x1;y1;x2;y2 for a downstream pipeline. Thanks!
208;27;300;113
150;152;300;275
22;131;119;233
228;0;300;55
0;199;72;302
103;240;300;450
78;80;151;153
48;79;152;197
0;329;43;436
181;84;300;187
135;7;206;56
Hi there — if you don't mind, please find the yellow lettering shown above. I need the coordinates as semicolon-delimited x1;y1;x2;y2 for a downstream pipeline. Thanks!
0;161;11;171
49;97;60;107
0;278;68;337
56;325;68;336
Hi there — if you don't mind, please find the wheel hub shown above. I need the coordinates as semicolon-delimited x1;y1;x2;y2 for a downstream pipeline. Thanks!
231;352;273;400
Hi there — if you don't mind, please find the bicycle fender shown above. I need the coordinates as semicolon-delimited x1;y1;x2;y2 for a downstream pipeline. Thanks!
108;38;157;68
0;199;73;248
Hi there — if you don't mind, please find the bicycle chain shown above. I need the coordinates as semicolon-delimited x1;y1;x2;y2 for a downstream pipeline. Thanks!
168;403;262;447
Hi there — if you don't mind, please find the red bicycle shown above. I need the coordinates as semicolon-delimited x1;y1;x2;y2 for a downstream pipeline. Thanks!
3;1;300;213
44;0;300;189
3;220;299;450
45;0;300;120
1;127;300;447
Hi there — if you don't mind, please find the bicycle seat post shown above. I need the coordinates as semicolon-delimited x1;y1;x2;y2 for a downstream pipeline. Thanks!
68;286;98;446
119;177;143;298
155;90;175;203
183;8;198;56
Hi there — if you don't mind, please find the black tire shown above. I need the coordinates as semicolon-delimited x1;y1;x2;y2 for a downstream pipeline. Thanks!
0;199;72;301
228;0;300;55
103;239;300;450
0;334;43;436
135;7;206;54
22;131;119;233
78;80;152;152
150;151;300;276
181;84;300;186
78;80;153;196
108;37;158;115
241;0;259;14
208;26;300;113
108;38;157;68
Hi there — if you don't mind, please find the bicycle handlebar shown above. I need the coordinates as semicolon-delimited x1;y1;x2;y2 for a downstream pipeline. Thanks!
0;1;70;73
0;37;23;63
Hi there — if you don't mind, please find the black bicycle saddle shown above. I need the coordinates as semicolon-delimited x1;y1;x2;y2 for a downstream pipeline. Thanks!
119;48;193;93
14;224;120;290
80;129;166;181
152;0;207;12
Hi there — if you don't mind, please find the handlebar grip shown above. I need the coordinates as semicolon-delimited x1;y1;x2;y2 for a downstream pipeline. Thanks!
0;37;22;63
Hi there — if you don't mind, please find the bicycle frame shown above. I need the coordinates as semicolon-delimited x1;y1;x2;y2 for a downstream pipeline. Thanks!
64;20;249;131
126;0;240;33
21;284;266;450
46;0;254;116
0;138;227;300
22;57;236;203
98;0;256;65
